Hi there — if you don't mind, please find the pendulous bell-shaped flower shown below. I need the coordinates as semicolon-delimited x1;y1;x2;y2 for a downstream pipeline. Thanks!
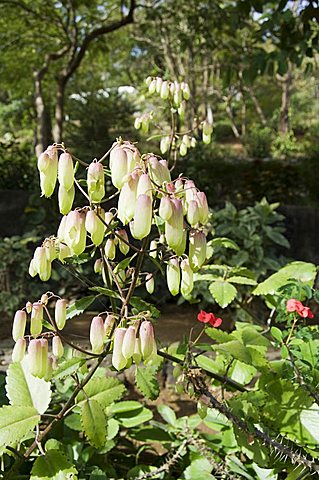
112;327;127;370
90;316;105;354
58;184;75;215
159;196;173;221
12;310;26;342
122;326;136;360
65;210;86;255
87;161;105;202
165;198;184;253
131;194;152;240
110;145;128;190
189;231;207;271
58;152;74;191
39;146;58;198
166;258;180;296
12;338;26;363
117;171;139;225
30;302;43;336
139;321;156;360
52;336;64;358
55;298;67;330
180;258;194;297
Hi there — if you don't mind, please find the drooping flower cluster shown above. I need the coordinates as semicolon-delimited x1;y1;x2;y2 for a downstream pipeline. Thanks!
11;296;67;379
286;299;314;319
197;310;222;328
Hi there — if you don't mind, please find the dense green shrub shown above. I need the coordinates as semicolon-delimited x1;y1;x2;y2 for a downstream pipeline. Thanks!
0;137;36;190
242;126;274;159
272;131;301;159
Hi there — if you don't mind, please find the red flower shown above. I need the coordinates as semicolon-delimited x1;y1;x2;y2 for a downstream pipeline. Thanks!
197;310;222;327
286;299;314;319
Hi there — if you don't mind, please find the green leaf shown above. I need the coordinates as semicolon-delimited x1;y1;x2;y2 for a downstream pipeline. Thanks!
107;418;119;440
81;399;107;449
113;255;134;273
183;457;214;480
53;357;86;380
0;405;40;447
209;237;240;251
227;276;257;286
214;341;252;364
270;326;283;342
129;296;160;318
280;344;289;359
229;360;256;385
209;281;237;308
300;404;319;443
90;286;120;299
136;365;160;400
109;401;143;414
77;377;125;408
67;295;96;319
157;405;176;425
205;328;234;343
64;413;82;432
6;360;51;414
117;407;153;428
30;450;78;479
253;262;316;296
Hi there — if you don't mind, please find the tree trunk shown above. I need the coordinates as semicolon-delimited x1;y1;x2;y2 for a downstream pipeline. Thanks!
246;86;267;127
278;65;293;134
53;75;66;144
33;70;51;157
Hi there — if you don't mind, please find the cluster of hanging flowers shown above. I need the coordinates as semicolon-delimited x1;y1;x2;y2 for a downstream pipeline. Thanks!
11;294;67;379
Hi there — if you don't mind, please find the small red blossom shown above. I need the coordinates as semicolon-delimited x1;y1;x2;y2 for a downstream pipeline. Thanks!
197;310;222;328
286;298;314;319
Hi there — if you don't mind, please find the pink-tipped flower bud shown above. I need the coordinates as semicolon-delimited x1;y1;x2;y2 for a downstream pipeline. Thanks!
182;83;190;100
180;258;194;297
87;161;105;202
39;147;58;198
58;184;75;215
105;238;116;260
58;243;71;263
166;258;180;296
85;210;105;246
148;156;171;186
149;240;157;259
58;152;74;190
137;173;153;199
148;78;156;94
94;258;103;274
187;200;200;227
117;172;139;225
165;198;184;253
110;145;128;190
145;76;153;87
55;299;67;330
159;197;173;221
131;194;152;240
160;80;169;99
139;321;155;360
12;338;26;363
90;316;105;354
184;180;197;203
156;77;163;93
28;339;42;377
33;247;48;276
133;337;142;364
39;338;49;378
30;302;43;337
65;210;86;255
189;231;207;271
122;326;136;360
57;215;67;242
112;327;127;370
175;229;187;257
145;273;155;294
40;293;49;305
124;145;140;173
104;314;115;338
44;239;57;262
117;229;130;255
37;152;51;173
12;310;26;342
196;192;209;224
160;136;170;155
52;336;64;358
26;301;32;314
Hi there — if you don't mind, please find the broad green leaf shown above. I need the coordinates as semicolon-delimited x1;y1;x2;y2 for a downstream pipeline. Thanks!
113;255;134;273
209;281;237;308
117;406;153;428
196;355;222;375
0;405;40;447
53;357;86;380
107;418;119;440
6;360;51;414
270;326;283;342
77;377;125;408
64;413;82;431
300;404;319;442
89;468;107;480
227;276;257;286
67;295;96;319
157;405;176;425
81;399;107;448
205;328;234;343
89;286;120;299
253;262;316;296
129;426;172;443
229;360;256;385
209;237;240;251
109;401;143;414
136;365;160;400
214;341;252;364
183;457;214;480
30;450;78;479
252;464;278;480
129;297;160;318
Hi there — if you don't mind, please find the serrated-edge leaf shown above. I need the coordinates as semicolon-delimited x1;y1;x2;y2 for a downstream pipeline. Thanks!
89;286;120;299
130;297;160;318
0;405;40;447
6;359;51;415
227;276;257;286
31;449;78;479
77;377;125;408
136;365;160;400
81;399;107;448
67;295;96;319
53;357;86;380
209;281;237;308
